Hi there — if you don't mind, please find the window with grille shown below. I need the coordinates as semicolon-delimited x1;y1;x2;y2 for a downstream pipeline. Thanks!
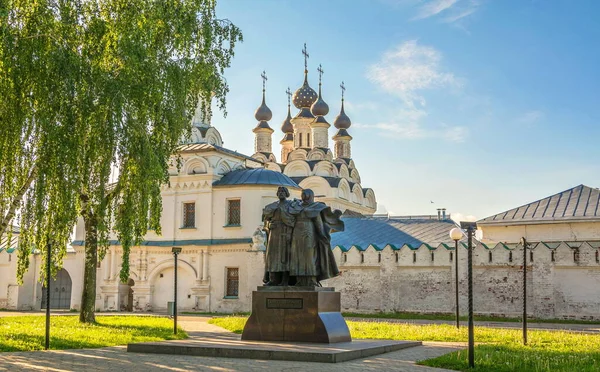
183;202;195;228
227;199;241;225
226;268;239;297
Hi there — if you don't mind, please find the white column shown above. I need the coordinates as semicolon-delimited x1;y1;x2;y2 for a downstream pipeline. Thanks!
109;248;116;281
105;249;112;280
202;250;208;281
196;252;204;280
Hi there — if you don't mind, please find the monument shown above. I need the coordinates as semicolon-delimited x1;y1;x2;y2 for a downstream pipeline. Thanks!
242;187;352;343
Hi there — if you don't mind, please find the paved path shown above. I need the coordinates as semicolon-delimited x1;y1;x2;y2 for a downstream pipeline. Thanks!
0;315;461;372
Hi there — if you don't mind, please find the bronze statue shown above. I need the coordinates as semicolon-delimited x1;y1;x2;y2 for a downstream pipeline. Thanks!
262;186;298;286
262;187;343;287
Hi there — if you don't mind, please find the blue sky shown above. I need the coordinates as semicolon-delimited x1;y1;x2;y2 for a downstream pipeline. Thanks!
211;0;600;221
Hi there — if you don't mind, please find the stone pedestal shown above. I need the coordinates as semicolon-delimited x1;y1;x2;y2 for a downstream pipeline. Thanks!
241;286;351;343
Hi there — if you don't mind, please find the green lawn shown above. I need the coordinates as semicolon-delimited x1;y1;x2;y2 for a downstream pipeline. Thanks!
0;315;187;351
342;311;600;325
209;316;600;372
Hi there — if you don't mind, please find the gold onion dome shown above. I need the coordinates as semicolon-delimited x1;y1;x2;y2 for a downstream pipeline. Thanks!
292;73;318;109
333;100;351;129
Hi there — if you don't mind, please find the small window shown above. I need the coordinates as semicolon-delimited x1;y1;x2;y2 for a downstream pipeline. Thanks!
8;254;11;262
299;134;303;147
489;251;493;263
227;199;241;225
395;252;399;263
449;252;453;262
183;202;196;228
509;251;513;263
378;253;381;263
226;268;239;297
530;251;534;262
343;253;347;263
431;252;435;262
307;133;311;147
413;252;417;263
574;248;580;263
360;253;364;263
551;250;556;262
596;250;599;264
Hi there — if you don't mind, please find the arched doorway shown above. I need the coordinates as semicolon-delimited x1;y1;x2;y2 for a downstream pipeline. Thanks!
41;268;72;309
119;278;135;311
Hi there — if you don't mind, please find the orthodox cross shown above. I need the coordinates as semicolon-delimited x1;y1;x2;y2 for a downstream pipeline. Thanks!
302;43;309;71
317;64;324;86
286;87;292;106
340;81;346;100
261;70;268;92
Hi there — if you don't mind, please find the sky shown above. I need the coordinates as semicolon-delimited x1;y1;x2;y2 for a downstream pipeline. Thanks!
210;0;600;222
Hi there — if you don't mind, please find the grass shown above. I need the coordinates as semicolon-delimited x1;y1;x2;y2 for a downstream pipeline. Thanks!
342;311;600;325
0;315;187;352
209;316;600;372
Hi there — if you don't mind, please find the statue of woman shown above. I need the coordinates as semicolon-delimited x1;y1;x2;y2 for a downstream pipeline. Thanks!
289;189;343;286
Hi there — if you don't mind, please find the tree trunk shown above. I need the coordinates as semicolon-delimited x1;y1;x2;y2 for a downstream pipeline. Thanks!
79;213;98;323
0;165;37;236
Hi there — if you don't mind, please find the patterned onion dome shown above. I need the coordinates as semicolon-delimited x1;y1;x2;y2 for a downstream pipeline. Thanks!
311;91;329;116
254;95;272;122
292;74;318;109
333;101;351;129
281;105;293;133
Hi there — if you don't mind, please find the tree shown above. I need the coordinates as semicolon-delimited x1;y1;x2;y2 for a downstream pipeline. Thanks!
0;0;242;323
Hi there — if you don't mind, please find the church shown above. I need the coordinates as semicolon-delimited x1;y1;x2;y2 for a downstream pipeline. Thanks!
2;48;600;321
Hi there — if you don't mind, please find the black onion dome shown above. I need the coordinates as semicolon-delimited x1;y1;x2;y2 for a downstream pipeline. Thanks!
292;74;318;109
333;101;351;129
281;105;293;133
311;88;329;116
254;94;272;122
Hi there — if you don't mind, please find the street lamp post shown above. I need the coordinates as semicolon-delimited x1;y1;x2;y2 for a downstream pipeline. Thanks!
460;221;477;369
172;247;182;335
45;242;51;350
521;237;528;345
449;228;463;329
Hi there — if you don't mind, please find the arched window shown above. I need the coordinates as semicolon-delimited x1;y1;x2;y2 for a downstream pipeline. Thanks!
299;134;303;148
307;133;311;147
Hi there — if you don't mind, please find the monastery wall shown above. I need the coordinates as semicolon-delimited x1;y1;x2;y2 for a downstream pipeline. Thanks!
328;242;600;320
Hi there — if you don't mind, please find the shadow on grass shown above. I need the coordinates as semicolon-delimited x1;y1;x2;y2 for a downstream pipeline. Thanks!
420;344;600;372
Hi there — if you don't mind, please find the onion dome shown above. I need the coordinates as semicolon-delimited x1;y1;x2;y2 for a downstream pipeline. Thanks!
311;84;329;117
281;103;293;134
292;73;318;109
333;100;351;129
254;92;272;122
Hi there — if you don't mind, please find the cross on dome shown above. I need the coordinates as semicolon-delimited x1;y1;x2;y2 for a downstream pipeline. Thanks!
340;81;346;101
317;64;324;86
302;43;309;72
261;70;268;92
286;87;292;106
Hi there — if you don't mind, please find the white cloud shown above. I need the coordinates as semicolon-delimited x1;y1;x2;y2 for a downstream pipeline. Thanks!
443;1;479;23
413;0;459;20
451;212;478;223
362;41;467;143
517;110;544;125
367;40;458;108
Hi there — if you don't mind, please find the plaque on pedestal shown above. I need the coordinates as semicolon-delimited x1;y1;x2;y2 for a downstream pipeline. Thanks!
242;286;351;343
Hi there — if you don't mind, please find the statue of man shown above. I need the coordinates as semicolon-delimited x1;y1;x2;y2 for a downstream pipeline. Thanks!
289;189;344;286
262;186;298;286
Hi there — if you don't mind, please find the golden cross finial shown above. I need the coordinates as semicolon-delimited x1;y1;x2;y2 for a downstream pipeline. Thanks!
317;64;324;86
261;71;267;92
285;87;292;106
302;43;309;72
340;81;346;100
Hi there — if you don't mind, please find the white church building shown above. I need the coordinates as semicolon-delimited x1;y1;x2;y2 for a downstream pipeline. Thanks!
2;52;600;320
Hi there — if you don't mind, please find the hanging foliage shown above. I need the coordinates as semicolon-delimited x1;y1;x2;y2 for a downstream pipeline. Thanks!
0;0;242;323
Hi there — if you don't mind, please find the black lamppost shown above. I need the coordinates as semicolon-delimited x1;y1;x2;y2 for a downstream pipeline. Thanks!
172;247;182;335
521;237;528;345
449;228;462;329
45;242;52;350
460;221;477;369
